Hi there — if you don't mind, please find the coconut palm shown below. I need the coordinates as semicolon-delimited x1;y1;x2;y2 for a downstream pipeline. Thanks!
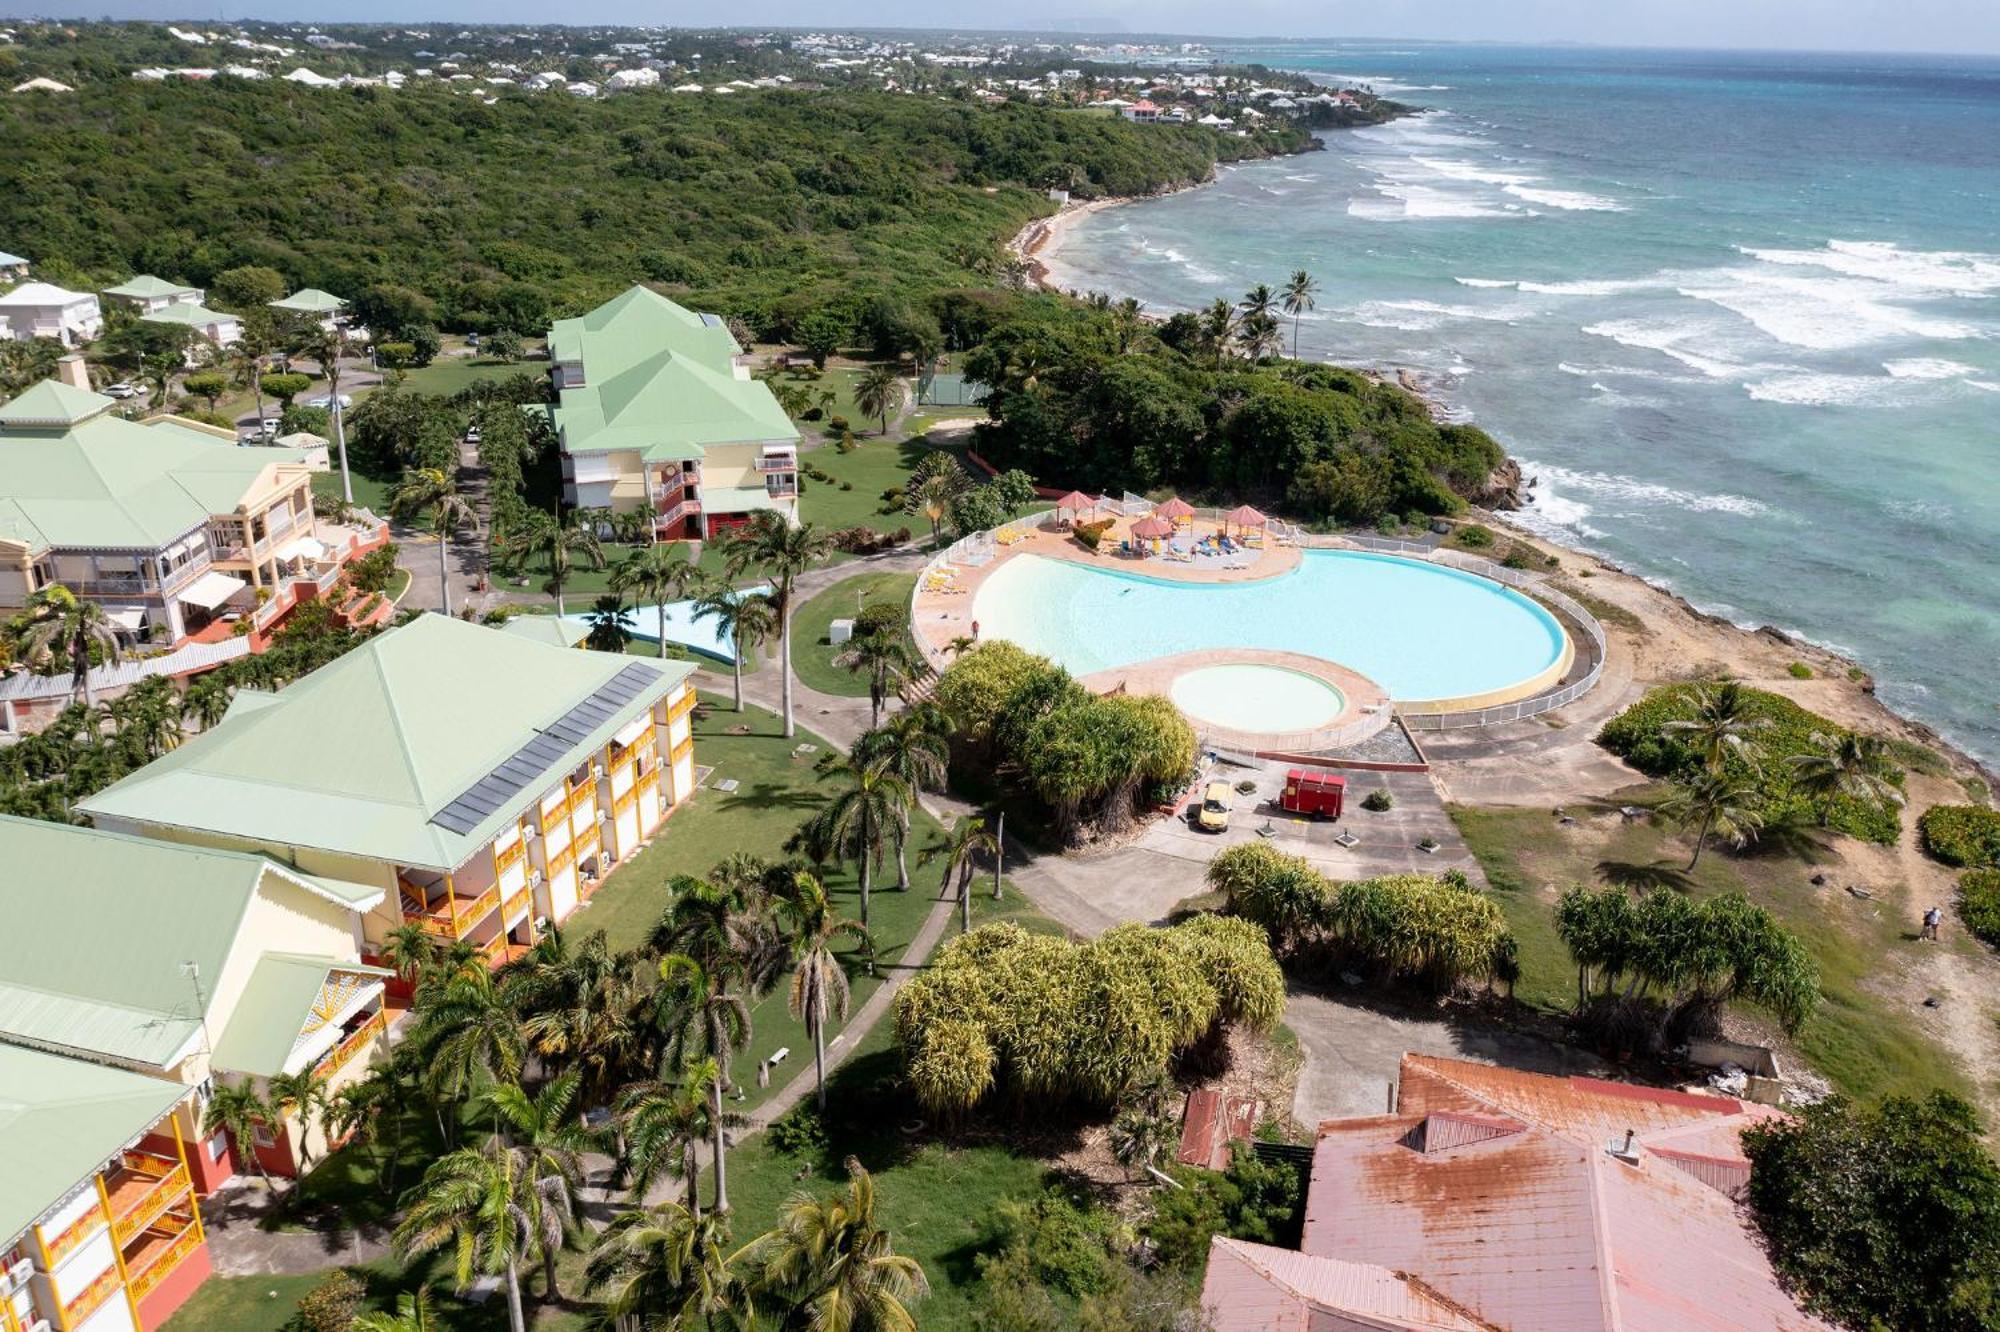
504;929;648;1108
1788;730;1906;826
722;513;831;739
798;755;909;928
412;968;528;1124
394;1140;537;1332
380;921;442;990
833;629;929;729
1201;298;1237;365
736;1157;928;1331
1661;681;1771;772
920;815;998;934
655;955;756;1214
850;705;948;891
202;1078;278;1192
584;1200;739;1332
265;1068;329;1173
611;544;704;659
691;587;777;712
781;876;873;1112
583;595;636;653
181;671;235;730
477;1074;588;1301
1238;313;1282;362
17;586;122;706
1239;283;1277;324
901;468;965;549
298;326;354;504
225;340;269;430
853;364;903;436
352;1288;440;1332
614;1063;720;1216
506;506;607;617
388;467;482;617
1281;269;1319;356
1661;770;1766;869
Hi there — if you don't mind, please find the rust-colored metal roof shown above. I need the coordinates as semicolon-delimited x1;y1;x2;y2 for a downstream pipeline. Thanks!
1200;1236;1500;1332
1178;1089;1262;1170
1202;1054;1837;1332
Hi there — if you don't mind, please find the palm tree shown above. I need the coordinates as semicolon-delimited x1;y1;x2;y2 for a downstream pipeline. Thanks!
1661;770;1766;869
585;1201;739;1332
692;587;777;712
921;815;998;935
394;1141;537;1332
655;955;755;1214
478;1075;588;1302
1238;313;1282;362
412;969;528;1126
1239;283;1277;324
615;1064;721;1216
506;506;607;617
18;587;122;706
1788;731;1906;827
1201;298;1237;366
833;630;929;729
799;756;909;927
226;340;269;429
352;1288;440;1332
736;1157;928;1331
902;469;964;549
298;326;354;504
724;513;831;739
1661;681;1771;772
388;467;482;617
203;1078;278;1192
851;706;948;891
583;595;636;653
379;921;442;990
505;929;647;1109
181;672;234;730
611;544;704;659
265;1068;329;1173
781;876;873;1112
853;364;903;436
1281;269;1319;357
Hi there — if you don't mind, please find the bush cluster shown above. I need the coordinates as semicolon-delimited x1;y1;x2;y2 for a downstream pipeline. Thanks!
828;525;910;555
1597;683;1903;843
1918;804;2000;868
1958;869;2000;946
892;917;1283;1117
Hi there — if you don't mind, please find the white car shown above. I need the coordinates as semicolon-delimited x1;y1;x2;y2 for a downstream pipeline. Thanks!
465;424;482;445
305;393;353;410
103;382;138;399
258;418;279;439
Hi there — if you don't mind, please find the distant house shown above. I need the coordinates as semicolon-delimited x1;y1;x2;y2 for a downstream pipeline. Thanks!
1198;1054;1838;1332
0;281;104;346
1122;98;1160;122
605;67;660;90
11;77;73;93
141;302;244;357
268;287;346;331
0;250;28;280
104;274;204;315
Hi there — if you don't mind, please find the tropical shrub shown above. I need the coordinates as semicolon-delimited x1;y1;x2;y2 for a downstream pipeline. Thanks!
294;1271;366;1332
1144;1146;1306;1270
1958;870;2000;946
1073;517;1116;551
932;640;1048;751
893;919;1282;1117
1919;804;2000;868
1598;683;1903;843
1361;787;1393;812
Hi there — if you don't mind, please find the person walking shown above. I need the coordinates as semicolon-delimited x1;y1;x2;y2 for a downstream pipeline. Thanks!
1922;905;1943;941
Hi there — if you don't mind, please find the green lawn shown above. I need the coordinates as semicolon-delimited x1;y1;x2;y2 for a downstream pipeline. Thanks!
798;435;931;537
163;1253;575;1332
312;464;399;515
1451;797;1973;1105
788;572;920;700
373;354;545;399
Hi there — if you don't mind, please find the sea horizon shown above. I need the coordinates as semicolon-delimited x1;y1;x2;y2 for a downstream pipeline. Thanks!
1040;42;2000;766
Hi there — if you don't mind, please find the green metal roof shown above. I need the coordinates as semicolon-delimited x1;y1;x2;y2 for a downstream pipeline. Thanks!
105;274;198;300
140;302;236;330
0;1044;187;1250
270;288;346;313
550;285;796;458
210;953;391;1079
498;614;590;648
0;816;377;1069
80;614;695;871
0;379;303;551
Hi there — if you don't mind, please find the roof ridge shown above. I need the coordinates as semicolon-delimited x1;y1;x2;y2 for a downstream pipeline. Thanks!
1582;1150;1628;1332
363;629;435;810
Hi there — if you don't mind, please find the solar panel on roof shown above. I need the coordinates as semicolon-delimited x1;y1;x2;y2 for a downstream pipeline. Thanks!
430;662;662;836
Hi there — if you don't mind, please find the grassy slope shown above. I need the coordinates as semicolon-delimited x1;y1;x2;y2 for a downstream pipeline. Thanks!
1451;799;1971;1104
789;572;921;700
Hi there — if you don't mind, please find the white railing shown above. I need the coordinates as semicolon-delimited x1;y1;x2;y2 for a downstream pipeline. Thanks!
1198;705;1396;758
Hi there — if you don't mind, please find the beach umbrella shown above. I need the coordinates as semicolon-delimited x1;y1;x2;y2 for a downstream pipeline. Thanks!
1155;497;1195;524
1130;514;1173;545
1225;504;1267;534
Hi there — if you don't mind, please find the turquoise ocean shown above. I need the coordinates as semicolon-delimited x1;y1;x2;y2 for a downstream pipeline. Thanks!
1040;44;2000;763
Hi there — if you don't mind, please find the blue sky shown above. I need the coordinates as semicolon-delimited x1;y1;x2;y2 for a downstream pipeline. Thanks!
17;0;2000;56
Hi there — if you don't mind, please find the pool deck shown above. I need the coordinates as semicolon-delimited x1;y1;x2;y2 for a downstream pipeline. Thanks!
913;516;1299;665
1077;648;1393;755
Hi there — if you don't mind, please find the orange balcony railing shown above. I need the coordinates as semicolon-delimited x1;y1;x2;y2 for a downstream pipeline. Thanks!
503;887;532;923
41;1199;107;1268
494;835;527;877
125;1213;200;1304
107;1153;190;1247
399;877;502;941
668;692;696;722
477;934;510;966
312;1008;387;1082
62;1262;122;1326
671;736;695;764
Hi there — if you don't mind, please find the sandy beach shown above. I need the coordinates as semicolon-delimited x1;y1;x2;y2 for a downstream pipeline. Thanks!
1011;188;1190;292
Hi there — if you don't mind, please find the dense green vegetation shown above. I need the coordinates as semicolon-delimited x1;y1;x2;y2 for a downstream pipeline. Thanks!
1958;869;2000;947
962;298;1506;524
1920;804;2000;868
1745;1091;2000;1332
2;82;1303;336
1598;681;1905;844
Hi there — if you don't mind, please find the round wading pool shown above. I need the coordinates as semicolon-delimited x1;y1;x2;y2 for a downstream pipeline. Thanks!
1168;663;1348;735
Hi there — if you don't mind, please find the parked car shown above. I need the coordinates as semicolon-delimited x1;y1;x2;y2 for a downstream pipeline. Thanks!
258;417;279;439
304;393;353;410
102;382;137;399
1195;780;1233;833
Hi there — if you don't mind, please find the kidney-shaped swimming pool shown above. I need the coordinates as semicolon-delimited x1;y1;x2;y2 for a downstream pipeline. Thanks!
967;550;1571;710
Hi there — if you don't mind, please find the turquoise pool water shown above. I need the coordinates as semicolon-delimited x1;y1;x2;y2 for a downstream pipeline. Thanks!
968;550;1568;704
1169;664;1347;734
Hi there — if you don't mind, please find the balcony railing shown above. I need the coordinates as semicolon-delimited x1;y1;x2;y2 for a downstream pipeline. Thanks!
495;836;527;876
312;1008;386;1082
477;933;511;965
107;1154;191;1247
503;887;532;923
671;736;695;764
653;499;701;529
41;1200;107;1268
398;880;502;940
125;1214;200;1305
668;692;696;722
61;1263;122;1326
754;455;798;473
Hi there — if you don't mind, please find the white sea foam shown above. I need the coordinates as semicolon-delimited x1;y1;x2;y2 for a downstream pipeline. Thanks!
1407;158;1626;213
1738;239;2000;296
1506;186;1627;212
1744;372;1900;407
1348;299;1528;331
1580;318;1766;379
1523;461;1771;518
1411;156;1535;187
1454;277;1515;289
1883;357;1980;379
1134;238;1222;285
1457;276;1657;296
1679;268;1984;351
1972;381;2000;393
1350;182;1524;221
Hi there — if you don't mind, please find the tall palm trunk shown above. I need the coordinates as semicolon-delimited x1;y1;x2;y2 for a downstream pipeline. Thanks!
730;629;746;711
779;593;796;738
709;1078;730;1214
811;1009;828;1113
542;1247;562;1303
503;1256;527;1332
333;395;354;505
858;810;873;927
959;871;972;934
437;516;453;616
657;601;669;659
894;815;911;891
1688;807;1716;871
685;1141;702;1220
